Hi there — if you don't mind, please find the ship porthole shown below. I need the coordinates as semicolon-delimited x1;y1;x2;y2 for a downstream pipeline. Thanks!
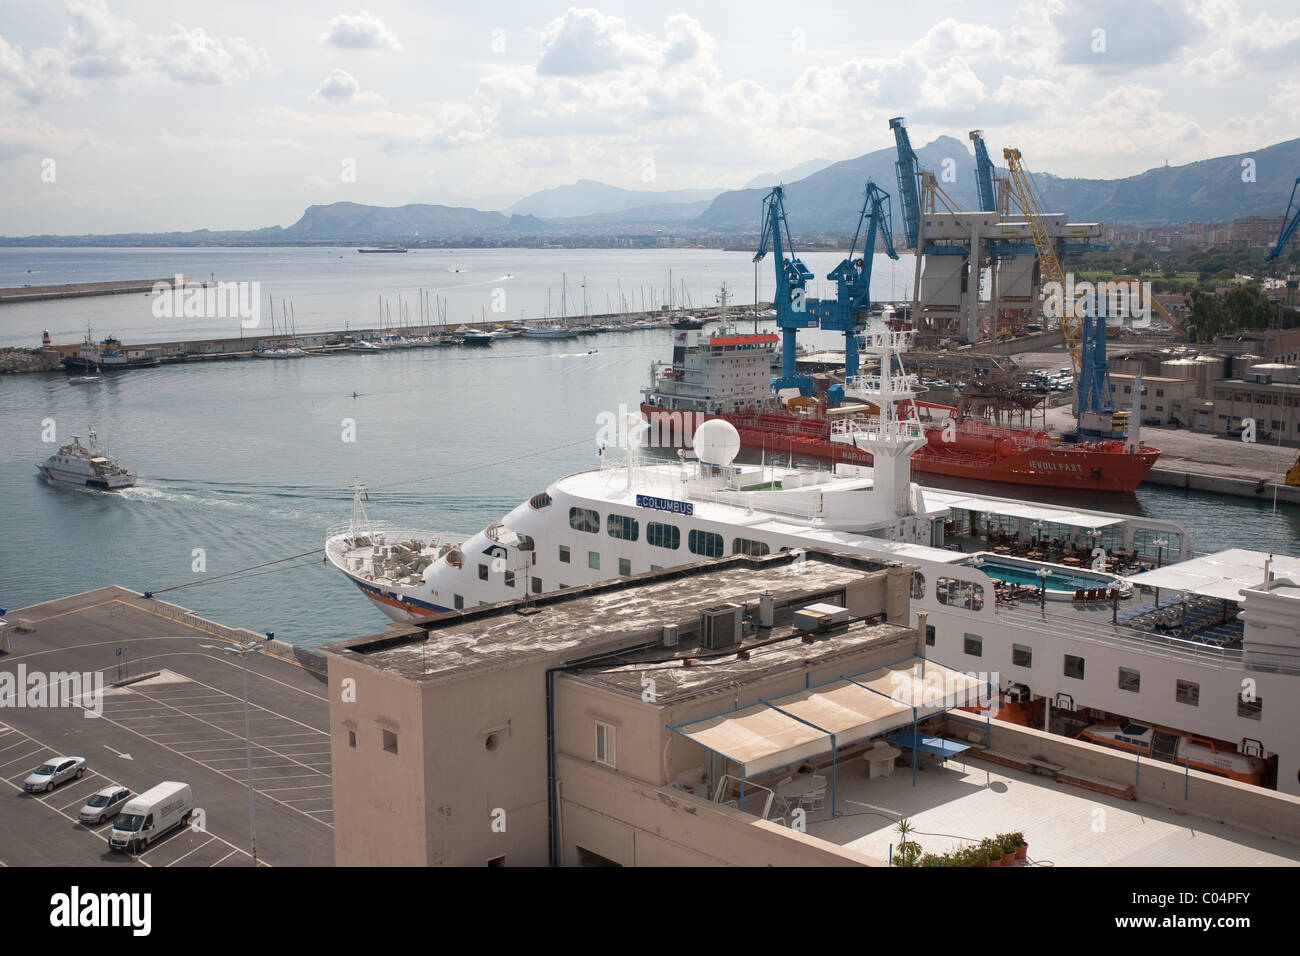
485;733;501;753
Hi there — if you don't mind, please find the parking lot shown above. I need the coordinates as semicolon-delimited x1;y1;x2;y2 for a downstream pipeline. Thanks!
0;587;334;866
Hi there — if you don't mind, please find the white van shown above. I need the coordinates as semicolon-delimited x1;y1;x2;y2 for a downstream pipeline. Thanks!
108;782;193;853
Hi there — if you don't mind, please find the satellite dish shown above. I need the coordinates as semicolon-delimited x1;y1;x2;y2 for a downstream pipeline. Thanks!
693;419;740;466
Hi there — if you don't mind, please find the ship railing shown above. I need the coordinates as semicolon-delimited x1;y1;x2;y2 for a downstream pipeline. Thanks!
995;603;1300;675
829;416;926;442
844;374;920;395
325;523;466;553
704;488;823;520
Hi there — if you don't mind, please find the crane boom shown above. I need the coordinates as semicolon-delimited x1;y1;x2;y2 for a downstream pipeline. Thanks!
1003;147;1080;370
889;117;923;251
754;186;815;390
970;130;997;213
1266;177;1300;262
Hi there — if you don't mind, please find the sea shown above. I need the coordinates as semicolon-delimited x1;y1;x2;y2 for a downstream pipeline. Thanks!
1;247;1297;647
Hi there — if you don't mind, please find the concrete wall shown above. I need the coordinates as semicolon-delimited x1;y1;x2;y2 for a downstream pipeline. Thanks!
556;754;879;866
943;711;1300;843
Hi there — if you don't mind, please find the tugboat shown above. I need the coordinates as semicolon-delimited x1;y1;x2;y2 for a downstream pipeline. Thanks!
37;430;136;490
61;325;160;372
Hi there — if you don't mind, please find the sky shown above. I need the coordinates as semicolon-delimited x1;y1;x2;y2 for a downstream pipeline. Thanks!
1;0;1298;234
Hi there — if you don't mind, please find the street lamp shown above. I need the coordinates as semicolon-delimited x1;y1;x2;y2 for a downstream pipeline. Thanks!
1152;537;1168;606
1036;567;1051;610
1031;519;1048;552
224;641;263;865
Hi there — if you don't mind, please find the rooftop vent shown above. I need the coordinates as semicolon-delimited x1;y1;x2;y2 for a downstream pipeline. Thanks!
700;604;742;650
793;602;850;634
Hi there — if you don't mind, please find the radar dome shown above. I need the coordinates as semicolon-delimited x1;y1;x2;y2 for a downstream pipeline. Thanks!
693;419;741;466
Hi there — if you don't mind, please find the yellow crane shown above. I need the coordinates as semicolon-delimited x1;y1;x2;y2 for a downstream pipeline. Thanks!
1002;148;1081;371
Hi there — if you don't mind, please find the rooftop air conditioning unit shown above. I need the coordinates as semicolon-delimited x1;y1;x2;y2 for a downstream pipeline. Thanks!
793;602;850;633
662;624;679;647
700;604;742;650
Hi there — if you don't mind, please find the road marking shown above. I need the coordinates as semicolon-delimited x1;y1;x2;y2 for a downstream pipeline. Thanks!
165;835;216;867
103;744;133;760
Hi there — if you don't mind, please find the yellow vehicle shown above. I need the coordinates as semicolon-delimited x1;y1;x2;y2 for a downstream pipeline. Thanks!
1286;450;1300;487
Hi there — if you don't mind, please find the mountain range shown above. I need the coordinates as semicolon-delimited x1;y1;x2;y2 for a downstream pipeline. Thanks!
5;136;1298;245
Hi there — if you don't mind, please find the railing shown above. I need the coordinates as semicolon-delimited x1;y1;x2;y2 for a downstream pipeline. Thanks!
844;374;920;395
994;602;1300;674
829;416;926;443
142;596;265;646
704;487;823;521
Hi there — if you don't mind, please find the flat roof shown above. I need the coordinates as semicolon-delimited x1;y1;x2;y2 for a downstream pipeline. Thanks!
1125;548;1300;600
322;550;910;684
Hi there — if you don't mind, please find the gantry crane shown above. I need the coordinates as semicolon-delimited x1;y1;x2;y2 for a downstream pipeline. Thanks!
754;186;816;393
1266;177;1300;262
810;181;900;377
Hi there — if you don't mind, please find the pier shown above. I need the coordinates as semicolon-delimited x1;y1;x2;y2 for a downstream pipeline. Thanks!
0;276;192;304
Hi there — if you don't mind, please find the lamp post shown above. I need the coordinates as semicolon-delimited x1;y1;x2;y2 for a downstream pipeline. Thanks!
1152;537;1168;606
1032;519;1047;553
1036;567;1050;610
225;641;263;865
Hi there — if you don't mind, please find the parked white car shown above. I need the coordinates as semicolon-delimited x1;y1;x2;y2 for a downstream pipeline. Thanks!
23;756;86;793
78;785;132;824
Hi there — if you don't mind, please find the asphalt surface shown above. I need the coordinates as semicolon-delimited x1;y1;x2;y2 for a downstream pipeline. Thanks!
0;587;333;866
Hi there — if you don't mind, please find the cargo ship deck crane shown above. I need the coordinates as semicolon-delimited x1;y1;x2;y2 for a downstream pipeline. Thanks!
754;186;816;394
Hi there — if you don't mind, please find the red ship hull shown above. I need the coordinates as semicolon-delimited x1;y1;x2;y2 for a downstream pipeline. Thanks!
640;404;1160;493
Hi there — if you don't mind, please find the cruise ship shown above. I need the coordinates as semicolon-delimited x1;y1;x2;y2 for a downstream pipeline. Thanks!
327;335;1300;796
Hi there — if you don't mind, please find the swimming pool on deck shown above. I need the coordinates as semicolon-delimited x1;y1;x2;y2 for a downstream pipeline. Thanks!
964;552;1129;600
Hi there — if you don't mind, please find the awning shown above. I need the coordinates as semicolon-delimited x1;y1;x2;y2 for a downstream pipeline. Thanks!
851;660;986;716
676;703;829;777
925;491;1125;529
766;679;910;745
1125;548;1300;601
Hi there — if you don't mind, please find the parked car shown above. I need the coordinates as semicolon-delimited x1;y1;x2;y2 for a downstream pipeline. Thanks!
23;756;86;793
78;785;131;824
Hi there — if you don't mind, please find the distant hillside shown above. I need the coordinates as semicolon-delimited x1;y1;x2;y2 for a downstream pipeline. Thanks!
504;179;726;218
282;202;539;240
744;158;835;189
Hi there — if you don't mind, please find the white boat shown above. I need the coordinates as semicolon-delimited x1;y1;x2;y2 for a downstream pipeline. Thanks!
521;325;576;339
38;430;135;490
254;344;306;359
327;369;1300;795
348;339;386;353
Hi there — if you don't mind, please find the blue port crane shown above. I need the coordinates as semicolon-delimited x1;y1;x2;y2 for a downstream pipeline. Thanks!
754;186;816;393
811;181;900;377
889;117;924;251
1266;177;1300;261
970;129;997;213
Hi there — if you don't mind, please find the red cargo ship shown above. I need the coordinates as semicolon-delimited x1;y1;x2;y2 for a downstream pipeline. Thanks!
639;330;1159;493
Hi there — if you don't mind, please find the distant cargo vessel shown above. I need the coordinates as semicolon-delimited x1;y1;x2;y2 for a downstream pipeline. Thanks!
61;326;160;372
639;327;1160;493
357;247;408;254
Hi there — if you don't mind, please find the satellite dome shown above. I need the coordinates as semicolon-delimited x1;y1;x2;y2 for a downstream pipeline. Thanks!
693;419;741;466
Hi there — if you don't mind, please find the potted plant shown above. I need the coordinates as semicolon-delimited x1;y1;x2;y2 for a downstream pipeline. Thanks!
980;837;1003;867
997;833;1018;866
917;853;945;867
892;818;923;867
1012;831;1028;861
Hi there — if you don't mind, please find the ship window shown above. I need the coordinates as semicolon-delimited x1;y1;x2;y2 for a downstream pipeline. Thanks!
569;507;600;534
732;537;770;557
925;625;935;647
454;594;464;610
936;577;984;610
531;577;542;594
529;492;553;510
1175;680;1199;706
1118;667;1141;693
504;571;515;588
478;563;489;581
689;530;723;558
607;514;639;541
559;545;570;563
1012;643;1032;668
1063;654;1085;679
911;572;925;600
964;633;982;657
1237;693;1262;720
588;551;600;570
647;522;680;550
619;558;631;576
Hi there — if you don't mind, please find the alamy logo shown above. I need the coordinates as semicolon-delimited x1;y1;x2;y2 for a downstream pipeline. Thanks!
49;886;151;936
151;274;261;328
0;665;103;717
1042;275;1152;323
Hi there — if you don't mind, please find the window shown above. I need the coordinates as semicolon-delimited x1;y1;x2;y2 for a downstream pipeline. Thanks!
1237;693;1262;720
964;633;983;657
382;729;398;754
1175;680;1199;706
689;529;724;557
607;513;639;541
937;577;984;610
504;570;515;588
569;507;600;534
1155;388;1165;397
1012;643;1032;668
531;576;542;594
347;730;356;748
911;572;926;600
576;847;622;867
588;551;600;570
619;558;631;576
925;625;935;647
732;537;770;556
478;563;489;581
1064;655;1085;679
1118;667;1141;693
595;721;616;767
559;545;571;564
454;594;464;610
647;522;680;550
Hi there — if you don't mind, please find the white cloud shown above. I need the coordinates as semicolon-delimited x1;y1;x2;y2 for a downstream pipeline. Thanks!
311;68;383;105
62;0;143;79
323;11;401;51
157;24;269;85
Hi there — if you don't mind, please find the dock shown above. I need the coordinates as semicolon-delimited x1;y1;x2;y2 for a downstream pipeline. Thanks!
0;276;192;304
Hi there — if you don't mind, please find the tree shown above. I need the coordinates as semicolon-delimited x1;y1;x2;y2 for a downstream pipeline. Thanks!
1186;290;1230;343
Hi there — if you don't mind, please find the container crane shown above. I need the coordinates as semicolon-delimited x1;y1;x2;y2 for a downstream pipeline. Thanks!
970;130;997;213
754;186;816;393
811;180;900;377
1266;177;1300;261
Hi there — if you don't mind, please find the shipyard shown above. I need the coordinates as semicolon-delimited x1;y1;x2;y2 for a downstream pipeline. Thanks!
1;1;1299;938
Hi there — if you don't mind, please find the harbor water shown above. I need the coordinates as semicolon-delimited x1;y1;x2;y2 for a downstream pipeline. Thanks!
1;248;1297;646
